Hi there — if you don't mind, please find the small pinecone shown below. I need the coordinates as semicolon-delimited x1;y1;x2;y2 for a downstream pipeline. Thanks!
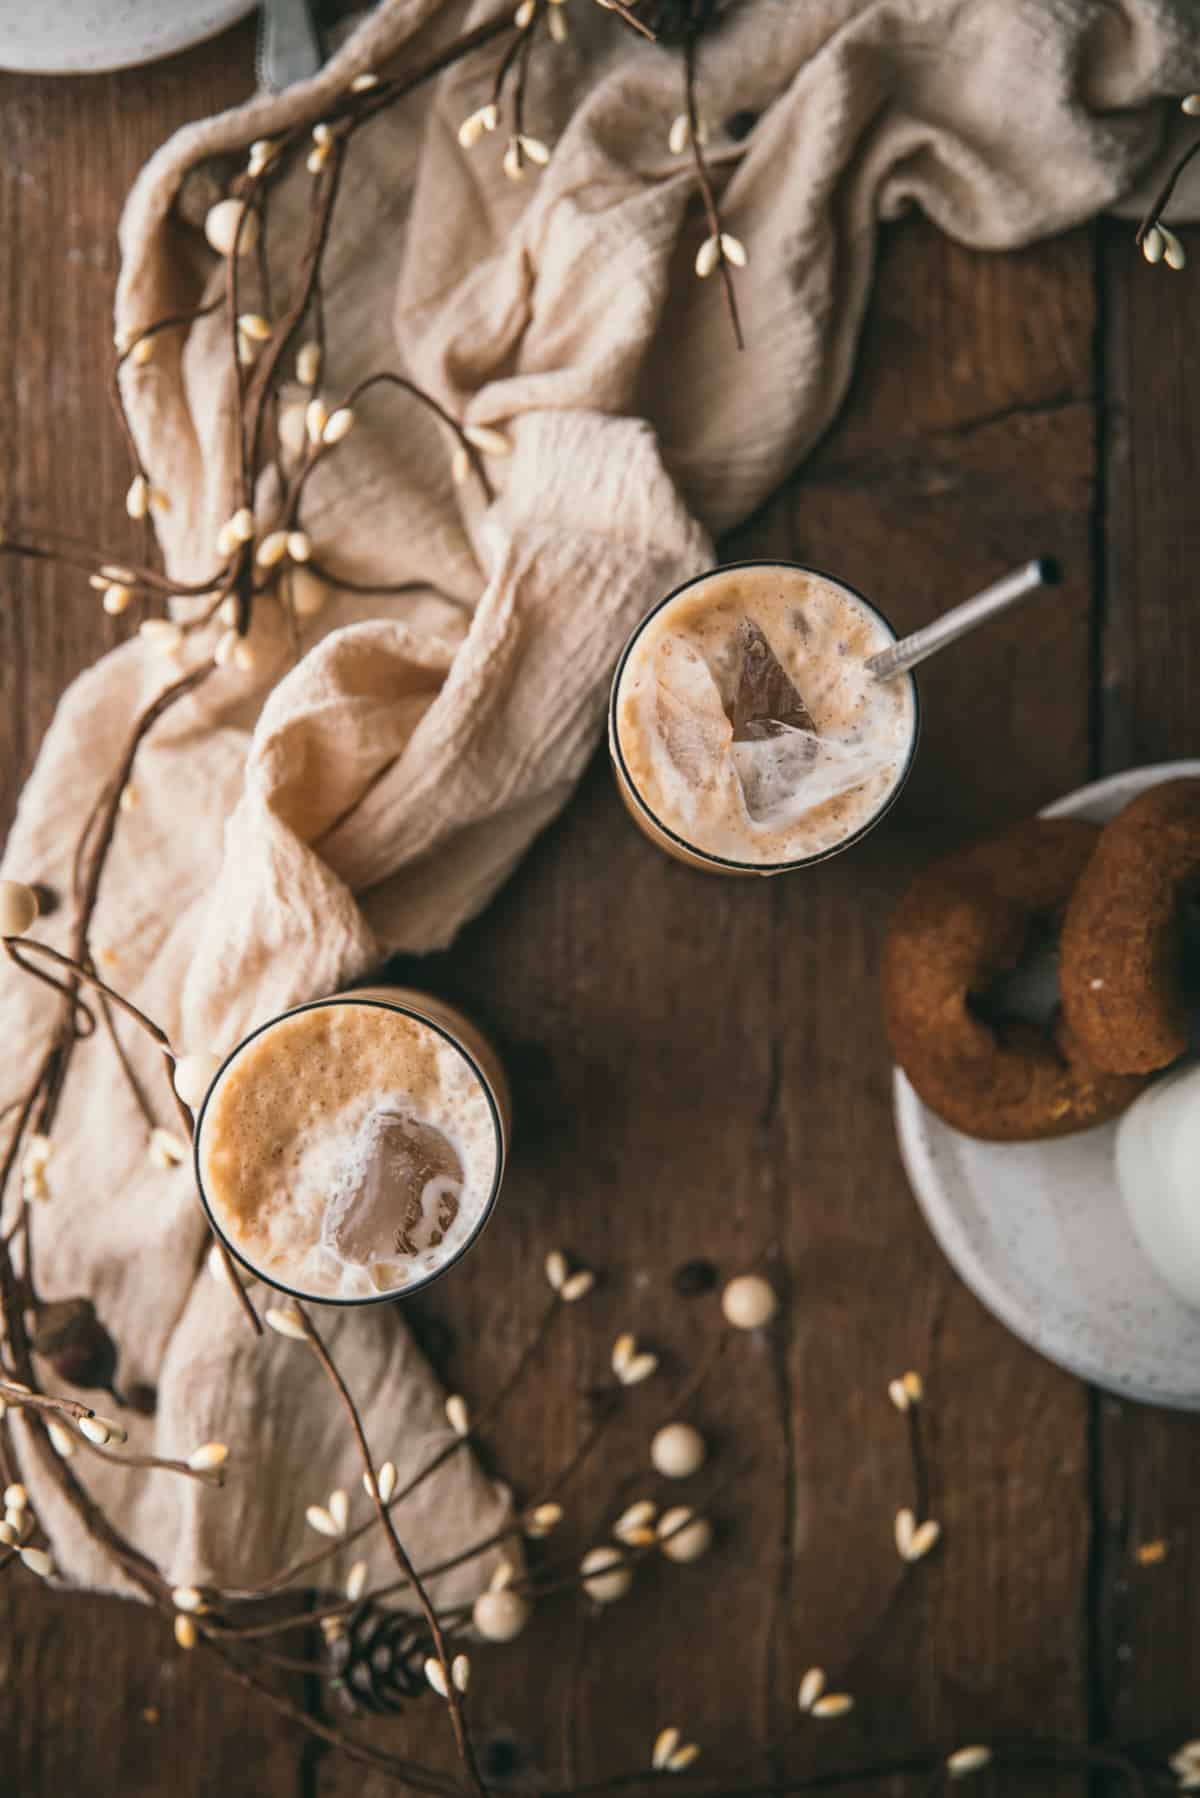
326;1604;434;1715
632;0;731;44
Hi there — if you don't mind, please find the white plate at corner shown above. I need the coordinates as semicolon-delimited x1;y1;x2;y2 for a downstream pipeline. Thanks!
0;2;255;75
895;760;1200;1411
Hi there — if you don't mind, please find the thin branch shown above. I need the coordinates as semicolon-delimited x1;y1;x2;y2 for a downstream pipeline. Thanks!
298;1305;485;1796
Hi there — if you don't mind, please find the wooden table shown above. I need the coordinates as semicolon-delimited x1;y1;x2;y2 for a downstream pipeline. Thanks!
2;17;1197;1798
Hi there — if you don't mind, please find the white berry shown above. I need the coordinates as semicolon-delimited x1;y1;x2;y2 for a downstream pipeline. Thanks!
658;1507;712;1563
721;1274;777;1330
172;1053;222;1111
472;1587;530;1641
580;1545;632;1603
0;881;39;937
204;198;259;257
651;1422;706;1480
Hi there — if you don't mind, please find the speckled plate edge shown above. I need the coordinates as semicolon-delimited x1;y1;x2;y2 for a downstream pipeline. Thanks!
0;2;255;76
894;760;1200;1410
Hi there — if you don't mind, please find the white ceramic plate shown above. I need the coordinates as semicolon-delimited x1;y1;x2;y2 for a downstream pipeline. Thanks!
895;760;1200;1410
0;2;255;75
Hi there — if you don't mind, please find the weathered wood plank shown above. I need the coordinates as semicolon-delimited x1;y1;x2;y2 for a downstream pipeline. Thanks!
321;219;1097;1797
1093;215;1200;1749
0;24;308;1798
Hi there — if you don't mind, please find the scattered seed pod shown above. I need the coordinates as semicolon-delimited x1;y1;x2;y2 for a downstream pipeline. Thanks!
812;1693;854;1719
126;475;150;519
524;1502;563;1538
351;70;380;91
0;880;39;937
0;1519;15;1547
287;530;312;563
947;1746;993;1779
47;1419;76;1458
580;1544;633;1603
1143;225;1166;264
797;1667;826;1711
174;1614;198;1650
907;1519;941;1562
103;583;132;615
545;1249;568;1291
451;1653;471;1693
658;1506;711;1563
345;1560;368;1601
287;567;329;620
323;408;355;445
265;1306;308;1341
695;234;721;278
445;1394;470;1436
651;1422;706;1479
296;340;322;385
611;1332;636;1376
278;402;308;462
458;104;499;149
473;1586;531;1642
78;1415;115;1447
721;1274;777;1330
4;1483;27;1512
561;1269;595;1303
901;1370;923;1402
888;1378;910;1412
653;1727;681;1769
256;530;289;568
306;1503;342;1538
20;1546;54;1579
620;1351;659;1386
187;1441;228;1472
172;1585;205;1613
424;1656;449;1697
666;1744;700;1773
613;1499;657;1543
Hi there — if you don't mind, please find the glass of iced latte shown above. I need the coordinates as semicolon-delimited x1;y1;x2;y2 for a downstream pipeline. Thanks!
609;562;919;874
195;988;510;1304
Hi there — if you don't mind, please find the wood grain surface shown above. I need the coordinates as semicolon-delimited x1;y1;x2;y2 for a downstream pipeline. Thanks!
0;18;1196;1798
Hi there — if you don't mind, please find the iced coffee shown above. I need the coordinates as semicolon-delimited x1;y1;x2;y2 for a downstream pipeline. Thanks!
195;989;508;1302
610;563;918;872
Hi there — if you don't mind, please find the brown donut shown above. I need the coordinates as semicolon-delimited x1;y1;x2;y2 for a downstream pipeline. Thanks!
882;819;1146;1141
1059;778;1200;1075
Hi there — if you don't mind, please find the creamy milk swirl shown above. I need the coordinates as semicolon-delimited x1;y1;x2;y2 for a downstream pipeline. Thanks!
614;566;917;867
198;1002;500;1299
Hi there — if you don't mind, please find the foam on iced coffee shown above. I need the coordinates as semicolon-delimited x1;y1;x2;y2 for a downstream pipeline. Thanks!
615;566;916;866
198;1002;499;1299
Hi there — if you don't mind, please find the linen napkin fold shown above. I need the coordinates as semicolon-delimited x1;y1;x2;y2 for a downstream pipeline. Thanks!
3;0;1198;1597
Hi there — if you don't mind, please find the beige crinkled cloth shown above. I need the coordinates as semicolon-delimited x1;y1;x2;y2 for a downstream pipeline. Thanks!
2;0;1198;1598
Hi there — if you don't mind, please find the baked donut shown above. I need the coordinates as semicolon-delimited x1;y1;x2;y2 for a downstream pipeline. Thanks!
1059;778;1200;1075
882;819;1146;1141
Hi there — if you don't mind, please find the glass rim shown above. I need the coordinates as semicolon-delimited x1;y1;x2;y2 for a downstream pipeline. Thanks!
608;558;922;874
193;993;507;1308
